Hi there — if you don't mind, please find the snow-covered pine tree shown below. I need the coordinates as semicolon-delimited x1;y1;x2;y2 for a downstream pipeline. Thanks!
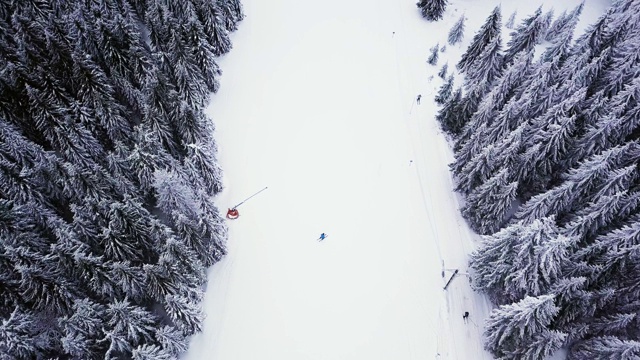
0;308;54;359
515;141;640;224
193;0;233;57
154;325;189;357
484;294;566;360
435;87;463;134
132;344;173;360
503;7;551;65
59;299;107;358
427;43;439;65
569;337;640;360
218;0;246;32
539;6;582;66
568;77;640;168
103;299;157;358
455;122;525;195
457;6;501;73
183;12;224;93
597;26;640;97
545;2;584;42
163;293;205;335
505;10;516;29
461;169;518;235
453;50;532;155
463;34;503;89
416;0;448;22
516;89;586;194
438;62;448;78
447;15;465;45
434;74;454;105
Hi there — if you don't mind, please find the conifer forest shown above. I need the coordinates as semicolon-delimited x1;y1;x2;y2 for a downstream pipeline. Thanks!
2;0;640;359
435;0;640;358
0;0;243;358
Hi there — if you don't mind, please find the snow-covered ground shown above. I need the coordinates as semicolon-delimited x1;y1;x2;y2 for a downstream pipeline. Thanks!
184;0;610;359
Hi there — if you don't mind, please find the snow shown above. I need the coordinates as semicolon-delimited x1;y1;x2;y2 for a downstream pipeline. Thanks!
184;0;610;359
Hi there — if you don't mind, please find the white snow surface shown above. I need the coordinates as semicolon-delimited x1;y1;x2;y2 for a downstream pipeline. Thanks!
185;0;610;359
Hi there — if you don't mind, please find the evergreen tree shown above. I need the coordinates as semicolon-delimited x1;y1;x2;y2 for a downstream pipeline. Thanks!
503;7;551;64
505;10;516;29
515;141;640;224
463;34;503;88
437;62;448;79
132;344;173;360
154;325;189;357
457;6;501;73
436;87;463;134
0;308;54;359
416;0;448;22
447;15;465;45
218;0;245;32
434;74;454;105
569;337;640;360
484;295;565;359
193;0;233;56
540;6;582;66
454;50;532;155
461;169;518;235
427;43;439;65
546;2;584;42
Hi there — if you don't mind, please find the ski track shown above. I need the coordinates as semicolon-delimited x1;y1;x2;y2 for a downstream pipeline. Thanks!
184;0;611;359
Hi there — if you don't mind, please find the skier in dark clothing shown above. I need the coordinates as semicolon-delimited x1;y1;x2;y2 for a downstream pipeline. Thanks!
416;94;422;104
463;311;469;323
318;233;327;241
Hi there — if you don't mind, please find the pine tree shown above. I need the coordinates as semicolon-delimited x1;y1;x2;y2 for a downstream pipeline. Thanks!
218;0;245;32
463;34;503;88
570;337;640;360
434;74;454;105
163;293;204;335
457;6;501;73
447;15;465;45
154;325;189;357
132;344;173;360
437;63;448;79
505;10;516;29
193;0;233;56
59;299;107;358
427;43;439;65
540;6;582;66
546;2;584;42
503;7;551;64
454;50;532;155
436;87;463;134
416;0;448;22
515;141;640;224
461;169;518;235
484;295;565;359
0;308;53;359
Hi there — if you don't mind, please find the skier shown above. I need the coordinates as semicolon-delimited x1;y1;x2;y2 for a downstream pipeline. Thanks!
318;233;327;241
416;94;422;104
463;311;469;323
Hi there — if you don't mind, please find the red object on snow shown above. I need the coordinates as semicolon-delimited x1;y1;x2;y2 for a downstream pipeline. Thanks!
226;208;239;219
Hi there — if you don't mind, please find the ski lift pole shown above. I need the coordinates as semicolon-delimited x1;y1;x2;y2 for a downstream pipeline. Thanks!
231;186;268;210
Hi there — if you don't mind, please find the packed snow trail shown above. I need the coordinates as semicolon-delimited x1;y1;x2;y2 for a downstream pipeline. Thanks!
185;0;445;358
184;0;608;359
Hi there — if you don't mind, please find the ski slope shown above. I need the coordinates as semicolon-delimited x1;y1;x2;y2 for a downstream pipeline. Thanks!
184;0;609;359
